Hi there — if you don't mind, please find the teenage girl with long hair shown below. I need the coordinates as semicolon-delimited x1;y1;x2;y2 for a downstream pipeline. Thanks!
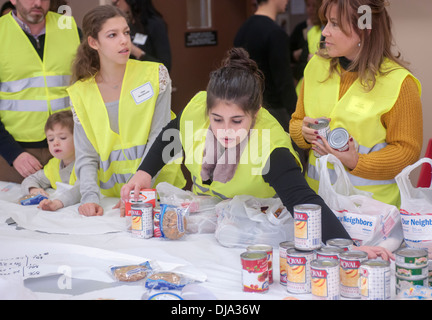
68;5;184;217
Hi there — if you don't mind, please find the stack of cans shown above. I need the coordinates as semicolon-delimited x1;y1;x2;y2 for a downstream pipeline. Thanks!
395;248;429;294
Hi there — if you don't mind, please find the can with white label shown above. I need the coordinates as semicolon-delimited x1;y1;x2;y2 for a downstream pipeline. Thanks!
311;259;340;300
131;203;154;239
326;238;354;251
309;118;330;158
339;251;368;299
279;241;295;285
328;128;350;152
359;260;391;300
315;246;344;261
286;248;314;294
294;204;322;251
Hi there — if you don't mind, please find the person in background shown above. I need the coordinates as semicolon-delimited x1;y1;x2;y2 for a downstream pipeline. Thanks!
1;1;14;16
234;0;297;133
290;0;323;95
0;0;81;183
68;5;184;217
112;0;172;72
289;0;422;208
21;111;80;211
122;47;394;261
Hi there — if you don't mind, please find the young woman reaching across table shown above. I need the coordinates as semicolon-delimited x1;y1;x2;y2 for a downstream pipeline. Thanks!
121;47;393;261
68;5;184;217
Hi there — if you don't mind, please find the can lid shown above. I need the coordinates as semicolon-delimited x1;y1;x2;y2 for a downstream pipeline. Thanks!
326;238;353;247
395;247;428;258
311;259;339;268
247;244;273;252
318;246;344;254
339;250;368;259
309;118;330;130
362;259;390;268
241;251;267;260
328;128;349;149
131;202;153;209
293;203;321;211
286;248;315;256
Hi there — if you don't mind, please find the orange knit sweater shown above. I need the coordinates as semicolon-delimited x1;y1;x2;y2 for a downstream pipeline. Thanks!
289;69;423;181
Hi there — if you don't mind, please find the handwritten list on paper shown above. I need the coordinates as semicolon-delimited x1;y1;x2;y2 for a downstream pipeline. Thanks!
0;252;49;278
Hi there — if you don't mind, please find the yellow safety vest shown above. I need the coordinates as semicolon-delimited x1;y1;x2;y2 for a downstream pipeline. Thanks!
68;59;185;197
296;25;322;97
303;55;422;207
0;12;80;142
179;91;301;200
43;158;77;189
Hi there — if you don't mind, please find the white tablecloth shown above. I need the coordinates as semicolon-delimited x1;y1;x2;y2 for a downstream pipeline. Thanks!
0;181;399;301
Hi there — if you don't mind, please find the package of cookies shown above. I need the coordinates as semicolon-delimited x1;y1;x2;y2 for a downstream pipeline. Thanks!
110;261;153;282
145;272;195;290
159;204;188;240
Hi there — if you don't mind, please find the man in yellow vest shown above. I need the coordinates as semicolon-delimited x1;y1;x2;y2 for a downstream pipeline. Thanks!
0;0;80;183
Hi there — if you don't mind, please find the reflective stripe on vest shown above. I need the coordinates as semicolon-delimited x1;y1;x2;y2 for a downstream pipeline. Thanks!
69;59;185;197
0;12;80;142
180;91;301;200
303;55;421;206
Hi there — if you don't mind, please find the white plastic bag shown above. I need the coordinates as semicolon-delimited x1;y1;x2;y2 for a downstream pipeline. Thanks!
316;154;403;250
395;158;432;254
156;182;221;234
214;195;294;248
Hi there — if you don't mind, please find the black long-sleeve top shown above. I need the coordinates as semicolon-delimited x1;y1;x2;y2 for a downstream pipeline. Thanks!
234;15;297;116
138;116;352;243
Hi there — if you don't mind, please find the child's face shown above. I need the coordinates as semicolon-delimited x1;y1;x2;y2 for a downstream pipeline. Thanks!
46;124;75;166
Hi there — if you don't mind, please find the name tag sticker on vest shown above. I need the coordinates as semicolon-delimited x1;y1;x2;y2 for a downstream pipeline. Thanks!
346;96;374;115
131;82;154;105
133;33;148;46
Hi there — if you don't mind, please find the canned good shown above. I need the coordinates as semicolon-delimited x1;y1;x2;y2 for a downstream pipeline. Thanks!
125;189;156;217
315;246;344;261
294;204;322;251
359;260;391;300
339;251;368;299
279;241;295;285
311;259;340;300
247;244;273;284
328;128;350;152
240;251;269;293
153;206;161;238
396;276;429;295
286;248;314;294
326;238;354;251
395;265;428;279
395;248;428;268
131;203;154;239
309;118;330;158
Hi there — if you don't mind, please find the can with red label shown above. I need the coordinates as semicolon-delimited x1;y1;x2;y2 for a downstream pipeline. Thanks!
247;244;273;284
131;203;154;239
240;251;269;293
294;204;322;251
153;205;161;238
311;259;340;300
125;189;156;217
